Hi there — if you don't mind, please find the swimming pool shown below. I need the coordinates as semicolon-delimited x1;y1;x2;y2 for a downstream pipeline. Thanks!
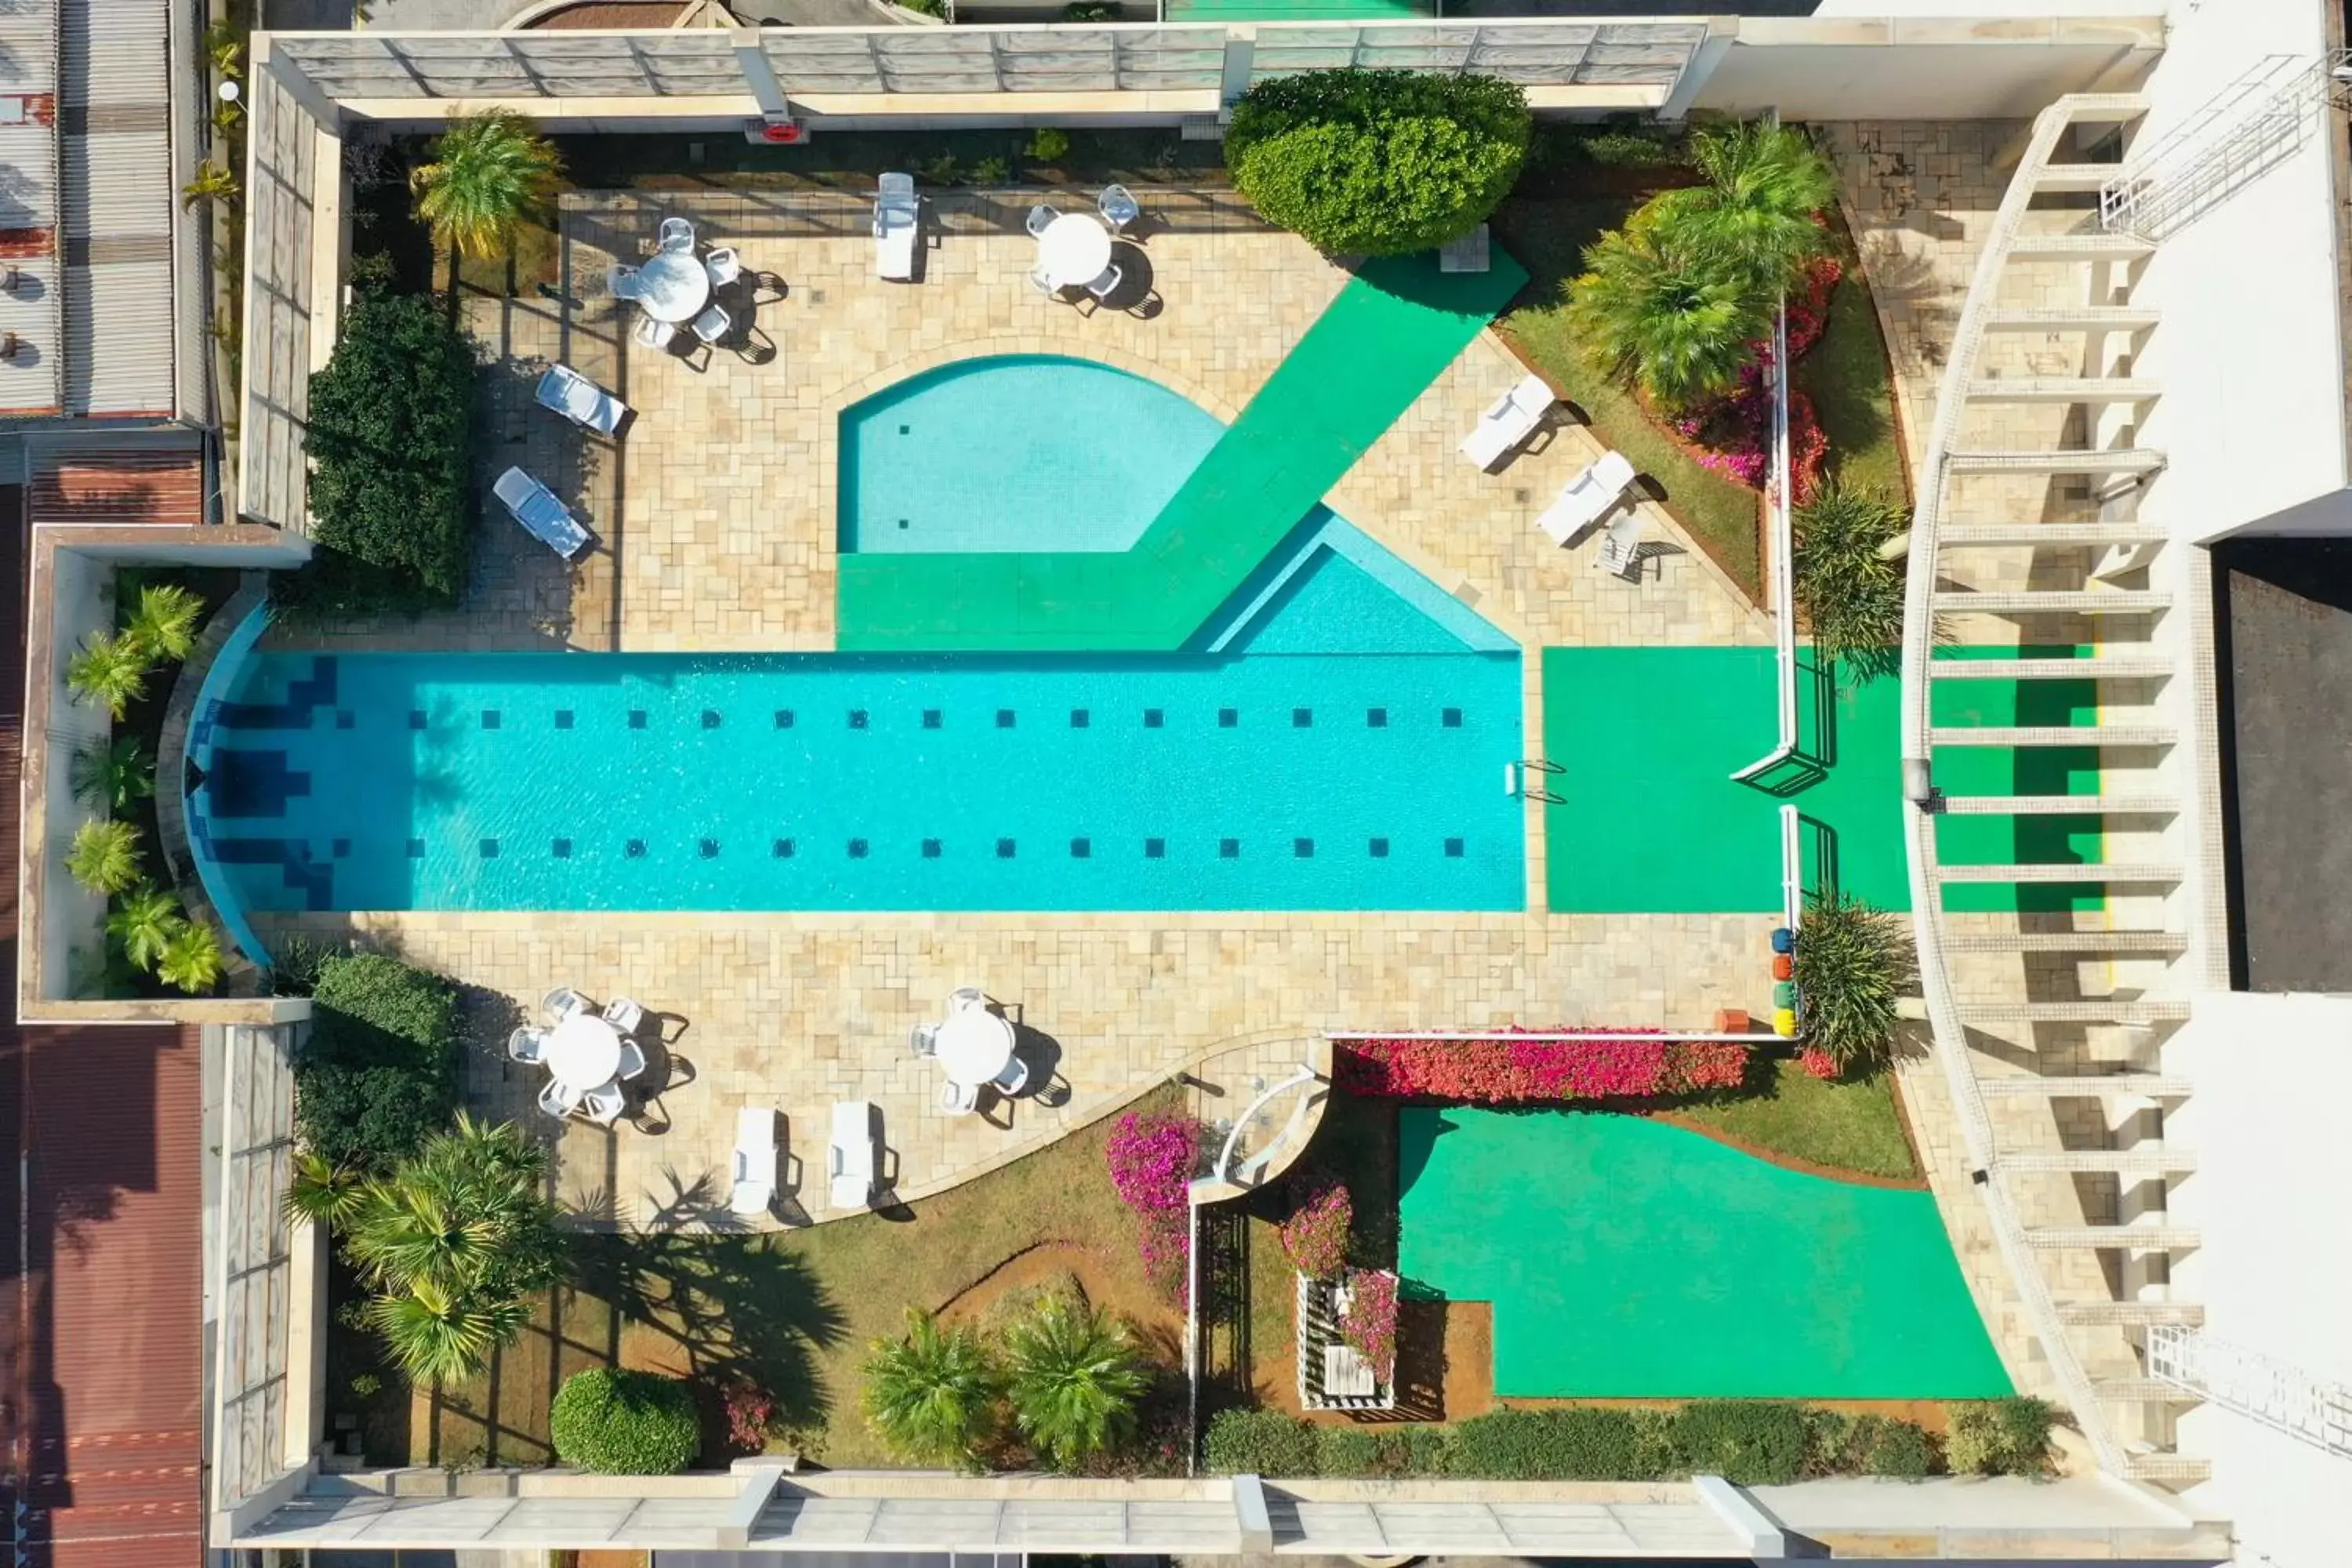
838;355;1225;555
191;538;1524;914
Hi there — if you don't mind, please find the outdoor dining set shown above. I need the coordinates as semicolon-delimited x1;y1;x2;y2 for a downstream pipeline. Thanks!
608;216;748;354
1026;184;1140;305
909;986;1030;1115
509;986;652;1127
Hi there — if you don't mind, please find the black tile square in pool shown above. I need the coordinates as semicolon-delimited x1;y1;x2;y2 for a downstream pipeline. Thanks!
848;837;869;858
554;710;575;730
996;709;1017;729
922;838;942;858
1220;837;1240;858
405;837;425;858
1145;837;1166;858
1443;707;1463;728
1445;837;1465;858
1070;709;1090;728
699;838;720;858
923;710;942;730
774;710;795;729
408;710;427;731
1144;708;1164;728
1367;707;1388;728
481;710;501;730
1294;837;1314;858
1370;837;1390;858
479;838;499;858
1070;837;1091;858
1293;708;1312;728
626;839;647;858
629;710;648;730
552;838;572;858
996;837;1017;858
773;837;795;858
1218;708;1238;728
332;837;351;859
334;710;356;731
848;710;869;730
701;710;722;730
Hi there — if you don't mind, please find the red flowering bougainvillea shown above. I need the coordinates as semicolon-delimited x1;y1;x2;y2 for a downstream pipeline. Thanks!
1105;1111;1205;1298
1798;1047;1842;1082
1333;1029;1748;1105
1667;253;1841;507
1339;1269;1400;1383
722;1377;775;1452
1278;1179;1352;1279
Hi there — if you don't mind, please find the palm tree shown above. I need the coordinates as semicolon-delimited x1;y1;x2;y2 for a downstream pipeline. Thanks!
285;1148;368;1229
180;160;239;212
1646;119;1835;297
1566;220;1773;410
408;111;563;263
71;733;155;813
1002;1294;1150;1470
124;583;205;662
64;631;151;720
1794;483;1911;670
365;1278;532;1386
155;919;225;995
64;818;142;896
1792;891;1915;1075
862;1310;1001;1468
107;882;183;973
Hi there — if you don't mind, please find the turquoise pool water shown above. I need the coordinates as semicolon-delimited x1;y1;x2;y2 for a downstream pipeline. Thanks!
837;354;1225;554
191;537;1524;914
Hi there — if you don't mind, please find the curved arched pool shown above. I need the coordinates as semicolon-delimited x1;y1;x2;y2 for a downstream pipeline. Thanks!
837;354;1224;554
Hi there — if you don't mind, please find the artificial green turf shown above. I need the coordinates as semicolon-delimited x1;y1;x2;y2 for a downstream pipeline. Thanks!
837;249;1524;652
1540;648;2106;914
1396;1108;2013;1399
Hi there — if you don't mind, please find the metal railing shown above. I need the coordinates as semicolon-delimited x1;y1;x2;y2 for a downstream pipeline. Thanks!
2100;53;2336;241
1733;303;1798;786
2149;1326;2352;1460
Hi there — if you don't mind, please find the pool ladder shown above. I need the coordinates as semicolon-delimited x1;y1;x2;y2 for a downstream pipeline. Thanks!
1506;757;1565;804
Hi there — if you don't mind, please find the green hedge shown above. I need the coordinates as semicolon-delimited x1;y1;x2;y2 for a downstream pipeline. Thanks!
1946;1397;2055;1477
1203;1401;1963;1482
550;1367;703;1475
292;953;460;1171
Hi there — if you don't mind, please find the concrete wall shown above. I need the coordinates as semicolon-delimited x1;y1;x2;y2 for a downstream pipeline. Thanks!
2163;991;2352;1568
1688;16;2161;121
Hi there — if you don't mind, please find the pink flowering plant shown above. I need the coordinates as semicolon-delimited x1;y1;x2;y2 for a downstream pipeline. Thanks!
1105;1112;1205;1298
1278;1180;1352;1279
1798;1047;1841;1082
1339;1269;1399;1383
722;1377;775;1452
1333;1029;1748;1105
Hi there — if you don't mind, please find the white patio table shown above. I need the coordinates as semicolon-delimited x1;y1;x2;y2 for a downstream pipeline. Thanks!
936;1004;1017;1086
1036;212;1113;291
546;1009;624;1090
637;249;712;324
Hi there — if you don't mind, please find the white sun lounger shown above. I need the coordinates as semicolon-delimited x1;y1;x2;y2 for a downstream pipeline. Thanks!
1536;449;1637;546
732;1106;779;1216
828;1099;877;1210
1460;372;1555;470
493;467;591;561
874;172;919;281
535;363;630;437
1595;510;1649;578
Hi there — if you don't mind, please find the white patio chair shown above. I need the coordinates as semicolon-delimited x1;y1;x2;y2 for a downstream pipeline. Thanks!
828;1099;877;1210
537;1078;580;1119
1025;203;1059;238
949;985;985;1014
607;264;645;300
909;1022;939;1058
993;1055;1030;1097
1535;449;1637;546
535;363;631;438
603;995;645;1034
657;216;695;253
579;1080;628;1127
1084;263;1122;302
1594;510;1649;578
938;1079;979;1116
1028;267;1058;297
732;1107;779;1215
543;985;588;1020
1098;183;1139;234
615;1040;648;1081
633;315;677;351
507;1027;544;1065
1459;372;1555;470
874;173;919;282
691;303;731;346
494;467;592;561
705;246;742;288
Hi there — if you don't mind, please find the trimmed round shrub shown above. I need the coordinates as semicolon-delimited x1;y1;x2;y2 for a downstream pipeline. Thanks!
1315;1425;1386;1478
1945;1396;2054;1477
1448;1408;1644;1479
295;952;462;1170
1667;1399;1808;1486
310;952;459;1066
1225;70;1530;256
550;1368;702;1475
1853;1414;1936;1479
1202;1408;1319;1476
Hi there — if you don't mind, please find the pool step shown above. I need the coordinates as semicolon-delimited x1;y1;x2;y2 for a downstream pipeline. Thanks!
1937;795;2178;818
2057;1299;2205;1327
1929;652;2172;678
1998;1145;2197;1175
1957;998;2191;1025
1932;588;2172;615
2027;1224;2200;1250
1964;376;2158;405
2007;230;2157;261
2094;1377;2198;1403
1929;722;2176;747
2125;1454;2212;1484
1980;305;2161;334
1941;930;2187;956
1944;445;2165;475
1937;860;2181;883
1977;1073;2192;1100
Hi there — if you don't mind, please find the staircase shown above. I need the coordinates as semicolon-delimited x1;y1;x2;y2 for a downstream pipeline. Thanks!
1897;90;2215;1488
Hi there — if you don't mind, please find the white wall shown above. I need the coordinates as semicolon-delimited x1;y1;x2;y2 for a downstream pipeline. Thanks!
1689;17;2161;121
2127;0;2348;544
2164;991;2352;1568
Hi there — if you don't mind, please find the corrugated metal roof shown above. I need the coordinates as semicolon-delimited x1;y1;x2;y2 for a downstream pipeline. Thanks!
59;0;176;418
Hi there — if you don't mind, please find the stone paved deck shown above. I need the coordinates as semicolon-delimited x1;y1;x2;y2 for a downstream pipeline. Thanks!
261;188;1782;1236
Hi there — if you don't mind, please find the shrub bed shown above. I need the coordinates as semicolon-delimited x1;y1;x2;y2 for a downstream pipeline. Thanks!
293;952;461;1171
1203;1400;1974;1482
550;1367;702;1475
1105;1111;1204;1298
1334;1031;1748;1104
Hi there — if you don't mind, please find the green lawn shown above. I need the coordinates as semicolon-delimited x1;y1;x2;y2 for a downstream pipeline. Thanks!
1797;246;1911;506
1491;194;1765;596
1673;1060;1918;1181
